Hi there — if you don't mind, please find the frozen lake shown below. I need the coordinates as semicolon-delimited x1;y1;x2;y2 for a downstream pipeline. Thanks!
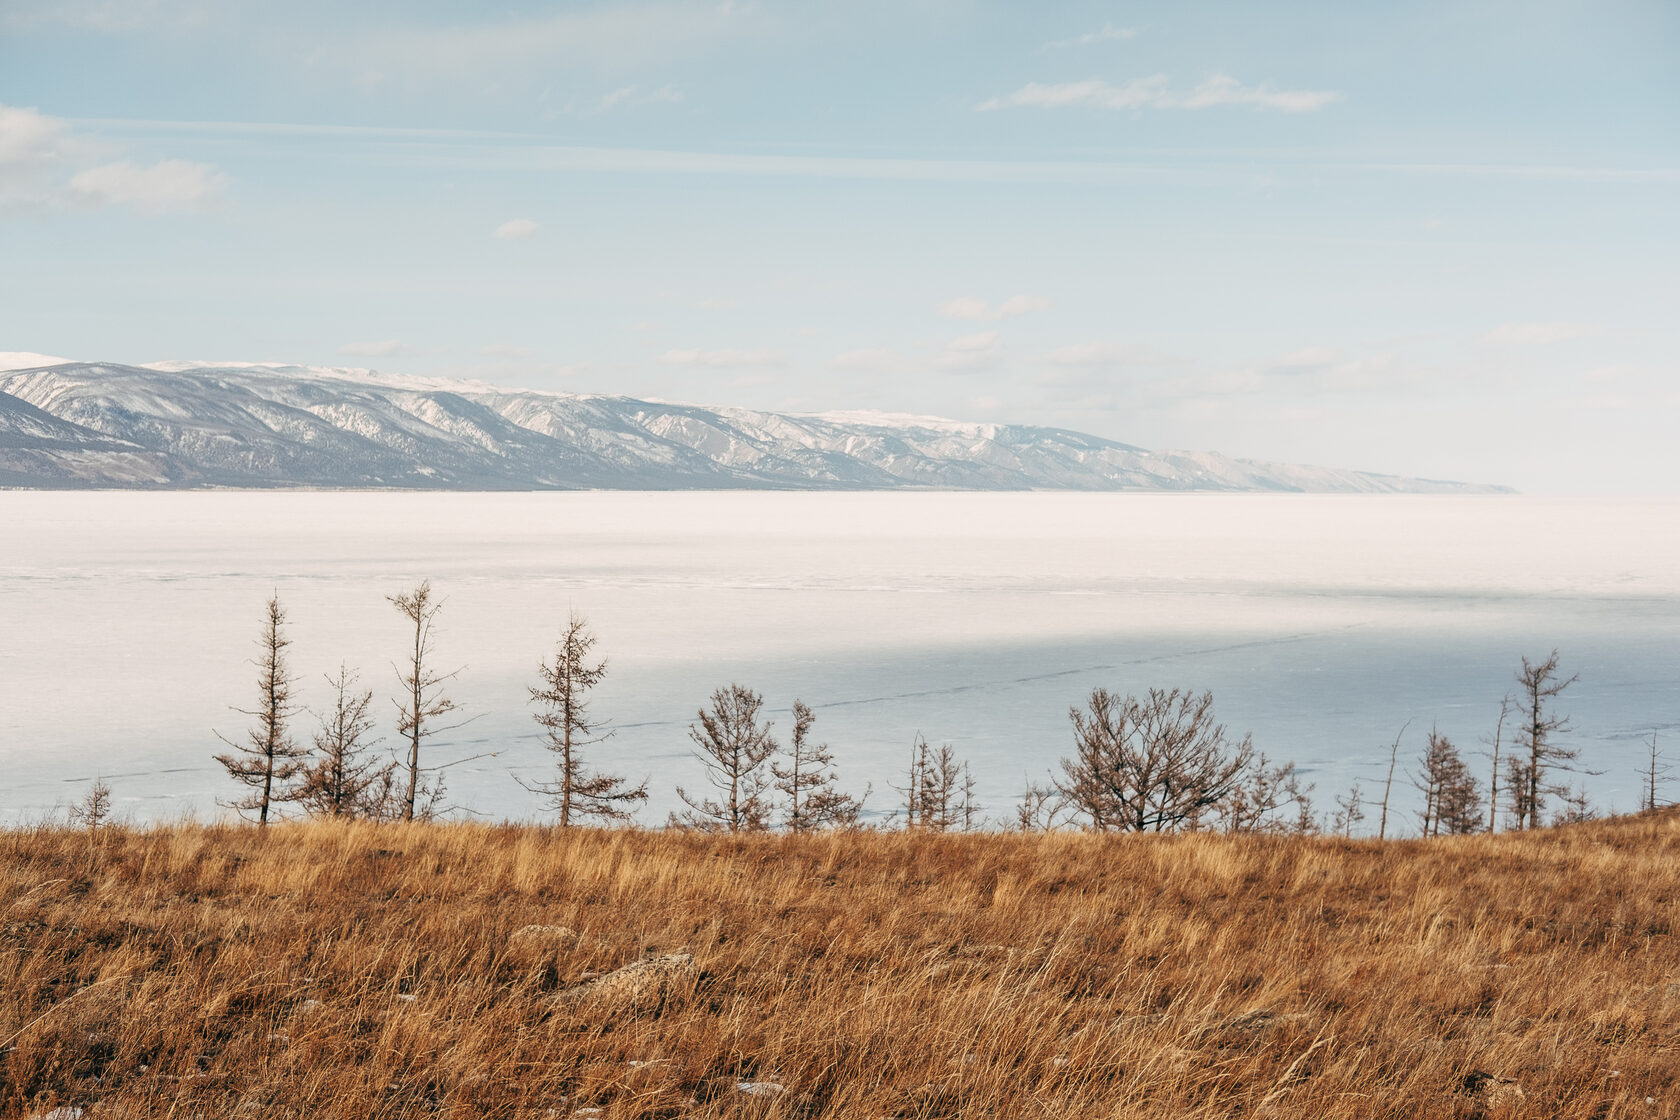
1;491;1676;831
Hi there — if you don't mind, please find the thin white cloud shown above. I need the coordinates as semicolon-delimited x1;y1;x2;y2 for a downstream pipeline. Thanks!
661;348;785;368
0;103;76;207
1485;321;1595;345
66;158;224;212
1045;341;1160;367
979;74;1340;113
939;294;1051;321
85;118;1678;186
695;296;738;310
589;85;684;114
494;218;539;240
340;339;413;358
2;102;224;214
828;348;905;372
933;331;1003;372
1044;24;1138;49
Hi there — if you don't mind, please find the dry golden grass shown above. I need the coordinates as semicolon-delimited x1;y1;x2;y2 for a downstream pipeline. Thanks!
3;813;1678;1119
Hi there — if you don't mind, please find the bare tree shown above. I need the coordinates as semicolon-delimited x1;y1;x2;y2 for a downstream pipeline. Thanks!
771;700;864;831
1414;728;1481;836
1638;734;1672;812
215;593;308;826
918;739;966;830
388;580;462;822
1376;722;1409;840
1218;754;1314;834
960;763;981;831
69;778;113;832
1015;780;1067;831
297;664;394;819
519;612;646;827
1055;687;1253;832
1513;649;1580;829
1484;694;1512;832
1552;785;1596;826
673;683;779;832
1330;781;1364;838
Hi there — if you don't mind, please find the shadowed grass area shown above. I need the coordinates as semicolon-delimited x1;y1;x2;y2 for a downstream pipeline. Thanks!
2;813;1677;1118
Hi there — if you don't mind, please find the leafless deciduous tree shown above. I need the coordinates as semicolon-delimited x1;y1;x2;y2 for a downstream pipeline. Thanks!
1055;687;1253;832
1638;734;1672;812
673;683;778;832
518;612;646;827
772;700;863;831
215;594;308;826
1015;780;1068;832
916;738;967;831
69;778;113;831
1217;754;1314;834
1330;781;1364;837
1484;694;1513;832
1414;727;1482;836
297;664;395;819
388;580;462;822
1377;722;1409;840
1511;649;1580;830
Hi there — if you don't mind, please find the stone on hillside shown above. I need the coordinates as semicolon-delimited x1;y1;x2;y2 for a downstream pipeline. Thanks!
561;951;696;1010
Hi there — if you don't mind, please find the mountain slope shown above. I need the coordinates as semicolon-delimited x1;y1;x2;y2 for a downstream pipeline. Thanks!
0;362;1508;492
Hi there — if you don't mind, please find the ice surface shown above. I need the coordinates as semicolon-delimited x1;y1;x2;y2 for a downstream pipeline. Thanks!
0;492;1676;830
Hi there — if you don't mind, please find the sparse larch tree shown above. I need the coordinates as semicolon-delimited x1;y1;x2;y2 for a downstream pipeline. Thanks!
519;612;647;827
1485;694;1512;832
673;683;778;832
215;593;308;826
1015;780;1067;832
1218;754;1315;834
389;580;461;822
918;739;963;831
772;700;863;831
1513;649;1580;829
297;664;394;819
1056;687;1253;832
1414;728;1481;836
1637;734;1672;812
1330;781;1364;837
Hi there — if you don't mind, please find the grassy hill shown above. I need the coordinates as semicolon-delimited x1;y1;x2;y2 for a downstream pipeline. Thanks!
3;814;1677;1118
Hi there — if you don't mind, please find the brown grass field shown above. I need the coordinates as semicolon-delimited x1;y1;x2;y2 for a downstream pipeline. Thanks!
3;813;1678;1119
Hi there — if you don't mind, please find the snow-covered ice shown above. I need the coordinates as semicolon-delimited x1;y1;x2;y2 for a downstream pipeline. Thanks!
0;491;1676;828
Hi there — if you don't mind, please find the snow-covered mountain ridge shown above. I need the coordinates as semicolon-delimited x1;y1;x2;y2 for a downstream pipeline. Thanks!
0;362;1509;492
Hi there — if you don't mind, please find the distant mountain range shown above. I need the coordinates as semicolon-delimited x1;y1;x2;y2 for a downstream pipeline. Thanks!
0;361;1508;492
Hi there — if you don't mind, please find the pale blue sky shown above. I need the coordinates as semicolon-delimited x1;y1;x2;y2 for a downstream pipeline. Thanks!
2;0;1675;491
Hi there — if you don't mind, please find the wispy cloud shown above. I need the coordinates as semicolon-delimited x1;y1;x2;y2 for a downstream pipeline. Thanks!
66;158;223;212
2;102;224;214
933;331;1003;372
939;294;1051;321
828;348;905;372
588;85;684;114
340;339;414;358
493;217;539;240
662;348;786;368
1043;24;1138;49
979;74;1341;113
76;118;1679;187
1484;321;1595;345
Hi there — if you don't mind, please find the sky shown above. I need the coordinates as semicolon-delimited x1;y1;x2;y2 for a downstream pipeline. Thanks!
1;0;1675;492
